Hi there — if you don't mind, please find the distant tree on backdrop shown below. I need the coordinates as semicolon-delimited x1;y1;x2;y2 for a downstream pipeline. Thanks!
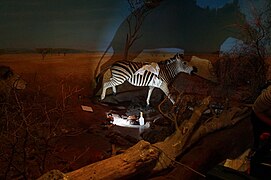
36;48;52;60
36;48;73;60
123;0;162;59
94;0;162;79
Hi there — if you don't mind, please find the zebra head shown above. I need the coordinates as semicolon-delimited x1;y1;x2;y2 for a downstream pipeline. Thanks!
173;53;197;75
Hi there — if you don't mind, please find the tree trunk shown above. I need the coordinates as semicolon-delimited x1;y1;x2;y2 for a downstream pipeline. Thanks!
66;140;159;179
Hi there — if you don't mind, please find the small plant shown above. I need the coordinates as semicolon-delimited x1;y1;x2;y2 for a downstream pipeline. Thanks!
214;1;271;102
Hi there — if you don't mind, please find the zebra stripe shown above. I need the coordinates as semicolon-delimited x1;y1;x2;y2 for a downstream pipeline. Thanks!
129;71;155;87
107;61;143;88
100;53;197;105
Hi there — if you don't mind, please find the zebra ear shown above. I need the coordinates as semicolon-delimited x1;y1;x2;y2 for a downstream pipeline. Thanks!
174;53;184;60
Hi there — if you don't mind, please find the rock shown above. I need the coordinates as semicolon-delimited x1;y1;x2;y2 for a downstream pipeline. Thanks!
37;170;67;180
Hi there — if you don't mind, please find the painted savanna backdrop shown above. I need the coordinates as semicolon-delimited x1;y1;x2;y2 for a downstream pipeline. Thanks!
0;0;271;179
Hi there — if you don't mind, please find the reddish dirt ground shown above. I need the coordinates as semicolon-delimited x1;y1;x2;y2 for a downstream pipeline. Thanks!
0;53;132;178
1;53;170;179
1;53;270;179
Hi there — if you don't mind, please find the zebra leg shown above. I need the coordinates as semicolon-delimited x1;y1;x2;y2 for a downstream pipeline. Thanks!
159;81;175;104
101;81;112;100
112;85;116;95
146;86;155;106
101;77;124;100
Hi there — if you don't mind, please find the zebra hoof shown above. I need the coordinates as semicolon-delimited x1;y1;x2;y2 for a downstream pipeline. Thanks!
146;104;151;109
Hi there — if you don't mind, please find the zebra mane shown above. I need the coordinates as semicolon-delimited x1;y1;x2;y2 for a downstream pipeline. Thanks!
158;54;181;65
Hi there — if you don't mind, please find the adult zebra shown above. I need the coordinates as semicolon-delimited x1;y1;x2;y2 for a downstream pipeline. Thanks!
100;53;197;106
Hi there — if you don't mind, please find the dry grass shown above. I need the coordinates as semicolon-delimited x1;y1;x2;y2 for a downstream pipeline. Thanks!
0;53;113;98
0;53;113;179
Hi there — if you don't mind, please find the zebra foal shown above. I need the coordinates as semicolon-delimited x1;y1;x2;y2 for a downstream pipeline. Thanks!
100;53;197;106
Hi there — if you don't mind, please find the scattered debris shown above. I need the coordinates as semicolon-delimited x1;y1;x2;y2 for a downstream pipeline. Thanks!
110;113;150;128
81;105;93;112
223;148;251;172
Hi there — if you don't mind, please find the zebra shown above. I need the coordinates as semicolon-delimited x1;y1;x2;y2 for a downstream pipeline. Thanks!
100;53;197;106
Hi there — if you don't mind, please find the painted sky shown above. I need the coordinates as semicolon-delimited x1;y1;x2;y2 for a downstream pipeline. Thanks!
0;0;267;51
0;0;130;50
196;0;233;9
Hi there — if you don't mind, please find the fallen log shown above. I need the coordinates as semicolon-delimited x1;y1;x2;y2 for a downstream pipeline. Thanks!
67;140;159;179
186;106;251;151
38;96;251;180
151;96;211;173
151;115;253;180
